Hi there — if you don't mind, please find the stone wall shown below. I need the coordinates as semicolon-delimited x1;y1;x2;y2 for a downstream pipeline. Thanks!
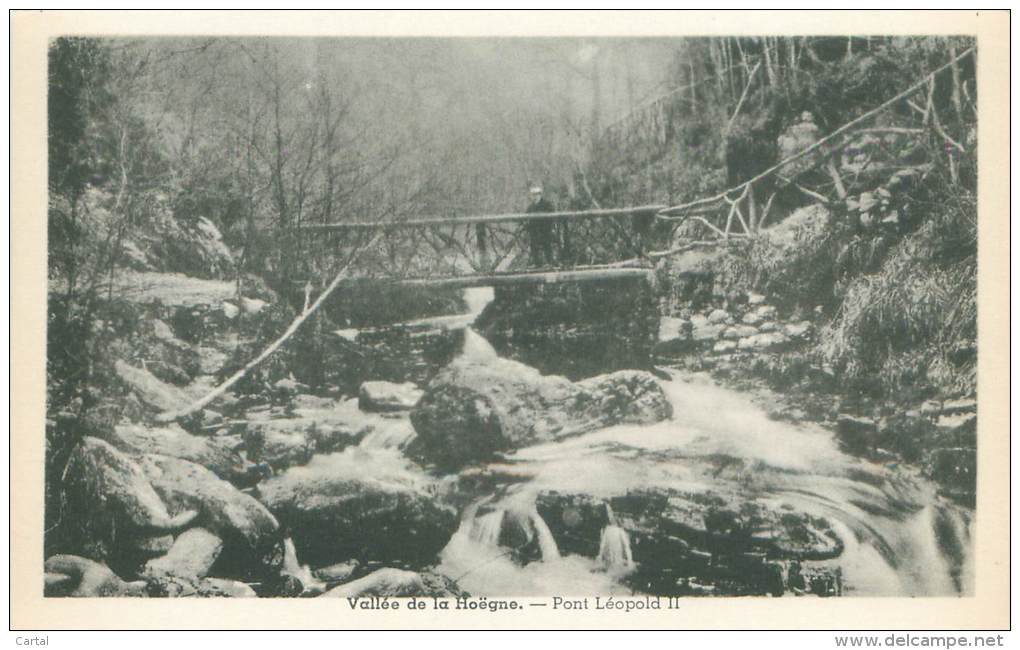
475;276;659;380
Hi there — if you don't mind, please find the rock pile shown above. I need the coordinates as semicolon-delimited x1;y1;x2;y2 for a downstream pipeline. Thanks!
47;372;462;598
655;294;813;359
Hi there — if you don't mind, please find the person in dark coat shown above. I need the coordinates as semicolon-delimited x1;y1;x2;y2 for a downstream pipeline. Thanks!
525;185;556;267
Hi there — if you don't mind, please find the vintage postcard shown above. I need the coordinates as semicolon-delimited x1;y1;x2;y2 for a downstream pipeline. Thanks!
10;9;1010;630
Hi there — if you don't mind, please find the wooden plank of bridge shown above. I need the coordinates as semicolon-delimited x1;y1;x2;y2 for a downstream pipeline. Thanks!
398;266;653;288
315;263;654;290
290;204;668;232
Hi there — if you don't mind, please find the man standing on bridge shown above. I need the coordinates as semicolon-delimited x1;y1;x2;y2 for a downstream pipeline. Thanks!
526;184;556;267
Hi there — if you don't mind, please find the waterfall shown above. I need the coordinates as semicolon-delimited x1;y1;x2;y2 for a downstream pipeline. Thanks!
470;510;506;547
456;502;560;561
597;525;635;573
335;286;493;341
529;510;561;561
599;504;635;571
282;537;324;593
461;328;499;363
463;287;495;316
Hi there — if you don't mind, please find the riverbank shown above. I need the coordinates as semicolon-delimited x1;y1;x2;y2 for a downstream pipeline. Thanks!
652;288;976;508
651;198;977;508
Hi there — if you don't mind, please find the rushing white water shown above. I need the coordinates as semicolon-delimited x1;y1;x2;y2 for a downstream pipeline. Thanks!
530;510;562;561
464;286;496;317
282;537;325;593
326;290;971;598
439;502;625;596
597;525;635;574
461;328;499;363
358;418;417;450
437;368;973;597
471;509;506;547
459;502;562;561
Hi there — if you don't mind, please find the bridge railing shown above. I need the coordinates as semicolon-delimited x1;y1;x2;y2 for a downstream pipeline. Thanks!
283;204;667;286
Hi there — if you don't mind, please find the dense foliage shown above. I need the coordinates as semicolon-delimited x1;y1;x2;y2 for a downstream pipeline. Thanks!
590;36;977;402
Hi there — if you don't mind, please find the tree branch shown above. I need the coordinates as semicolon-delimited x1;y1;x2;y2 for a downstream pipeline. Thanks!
155;230;384;423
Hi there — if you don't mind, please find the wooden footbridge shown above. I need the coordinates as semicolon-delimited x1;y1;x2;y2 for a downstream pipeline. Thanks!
285;204;670;290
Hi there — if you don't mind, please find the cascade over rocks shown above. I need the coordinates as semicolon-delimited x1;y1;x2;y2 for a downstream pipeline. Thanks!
258;450;459;568
535;487;843;596
410;355;672;468
238;395;421;469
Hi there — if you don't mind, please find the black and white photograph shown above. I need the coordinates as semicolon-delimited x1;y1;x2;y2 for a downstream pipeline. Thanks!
11;8;1011;632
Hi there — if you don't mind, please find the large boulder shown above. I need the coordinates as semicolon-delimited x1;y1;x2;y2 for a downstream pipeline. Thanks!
258;450;458;568
137;454;283;581
104;423;243;480
410;356;672;468
607;489;842;562
63;438;198;561
239;395;422;469
320;568;424;598
242;426;315;471
534;493;613;558
117;318;203;387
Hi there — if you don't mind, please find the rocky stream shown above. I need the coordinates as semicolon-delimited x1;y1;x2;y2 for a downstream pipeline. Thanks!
46;280;974;600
